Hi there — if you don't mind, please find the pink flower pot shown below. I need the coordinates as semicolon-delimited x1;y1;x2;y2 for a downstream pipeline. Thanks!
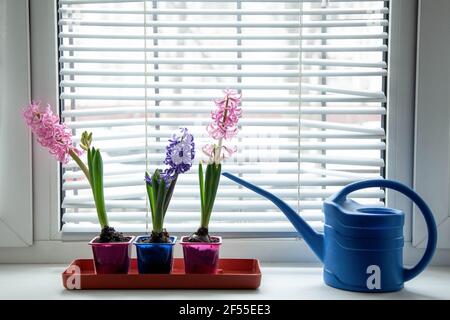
180;236;222;274
89;236;134;274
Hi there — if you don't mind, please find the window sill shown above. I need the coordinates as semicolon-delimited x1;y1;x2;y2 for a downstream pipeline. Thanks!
0;263;449;300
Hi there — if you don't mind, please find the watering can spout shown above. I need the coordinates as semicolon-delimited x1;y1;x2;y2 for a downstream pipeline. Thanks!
222;172;324;261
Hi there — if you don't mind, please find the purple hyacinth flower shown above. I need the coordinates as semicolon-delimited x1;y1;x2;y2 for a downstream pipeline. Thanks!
162;128;195;181
145;172;152;185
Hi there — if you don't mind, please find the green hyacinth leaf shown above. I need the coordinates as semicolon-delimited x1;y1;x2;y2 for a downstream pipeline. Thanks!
198;163;205;216
163;176;177;218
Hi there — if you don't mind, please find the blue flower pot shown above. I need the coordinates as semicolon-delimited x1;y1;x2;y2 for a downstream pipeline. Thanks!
134;236;177;274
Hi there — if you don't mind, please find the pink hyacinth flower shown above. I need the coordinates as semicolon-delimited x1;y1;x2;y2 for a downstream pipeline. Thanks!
222;145;237;158
202;144;215;159
22;102;82;163
202;144;237;162
207;89;242;140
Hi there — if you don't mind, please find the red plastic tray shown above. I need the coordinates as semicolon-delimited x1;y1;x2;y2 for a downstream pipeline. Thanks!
62;258;261;289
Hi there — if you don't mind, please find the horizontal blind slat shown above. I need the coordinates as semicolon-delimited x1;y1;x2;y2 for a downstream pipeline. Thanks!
59;0;388;3
64;118;385;134
61;222;325;235
58;32;388;41
62;176;383;190
61;199;384;211
58;19;388;28
63;153;384;168
59;69;388;77
59;58;387;68
59;141;386;155
59;45;388;53
59;8;389;15
60;81;386;97
63;165;382;178
59;93;386;103
71;130;384;142
61;212;327;223
62;106;386;117
62;189;385;201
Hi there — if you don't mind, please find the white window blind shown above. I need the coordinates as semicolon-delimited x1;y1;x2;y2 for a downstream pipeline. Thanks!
58;0;388;237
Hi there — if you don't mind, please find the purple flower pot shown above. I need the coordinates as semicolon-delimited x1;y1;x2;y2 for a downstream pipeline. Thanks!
89;236;134;274
180;236;222;274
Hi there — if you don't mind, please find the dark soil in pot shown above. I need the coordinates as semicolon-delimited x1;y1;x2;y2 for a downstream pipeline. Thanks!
138;229;171;243
186;227;220;243
94;226;130;243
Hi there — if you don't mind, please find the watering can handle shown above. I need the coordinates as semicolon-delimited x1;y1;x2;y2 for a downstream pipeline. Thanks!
333;179;437;282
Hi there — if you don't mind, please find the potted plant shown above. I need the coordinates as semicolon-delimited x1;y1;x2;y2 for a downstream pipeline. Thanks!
134;128;195;274
22;102;134;274
181;89;242;274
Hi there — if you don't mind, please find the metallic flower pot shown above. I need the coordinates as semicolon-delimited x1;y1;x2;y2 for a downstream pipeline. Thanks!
89;236;134;274
134;236;177;274
180;236;222;274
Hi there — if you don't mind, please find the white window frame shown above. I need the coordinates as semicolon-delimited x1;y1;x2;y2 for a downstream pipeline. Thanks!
385;0;418;243
0;0;33;247
2;0;449;264
413;0;450;249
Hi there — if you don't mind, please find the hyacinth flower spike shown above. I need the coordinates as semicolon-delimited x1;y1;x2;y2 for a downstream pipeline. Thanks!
22;102;85;171
22;102;124;242
144;128;195;243
190;89;242;243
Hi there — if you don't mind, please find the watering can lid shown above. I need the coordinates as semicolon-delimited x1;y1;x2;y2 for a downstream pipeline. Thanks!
323;198;404;229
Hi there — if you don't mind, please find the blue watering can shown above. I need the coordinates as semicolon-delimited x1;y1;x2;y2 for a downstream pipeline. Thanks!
222;173;437;292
